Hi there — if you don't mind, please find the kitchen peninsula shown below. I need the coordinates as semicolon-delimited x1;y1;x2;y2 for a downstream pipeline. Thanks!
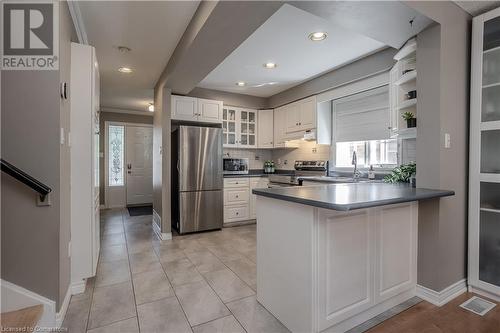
253;183;454;333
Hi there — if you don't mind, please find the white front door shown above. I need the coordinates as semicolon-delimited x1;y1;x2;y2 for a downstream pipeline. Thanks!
126;126;153;205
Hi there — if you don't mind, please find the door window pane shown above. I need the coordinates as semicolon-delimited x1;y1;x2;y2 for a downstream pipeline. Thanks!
108;125;124;186
223;109;227;120
484;16;500;51
228;122;235;133
241;135;248;145
228;110;236;121
241;111;248;121
249;123;255;134
249;135;255;146
482;85;500;122
479;210;500;286
481;130;500;173
241;123;248;134
249;112;255;123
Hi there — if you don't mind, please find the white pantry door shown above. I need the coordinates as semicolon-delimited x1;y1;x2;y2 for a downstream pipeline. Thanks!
126;126;153;205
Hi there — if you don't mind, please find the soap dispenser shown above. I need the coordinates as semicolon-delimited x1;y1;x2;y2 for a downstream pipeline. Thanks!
368;165;375;179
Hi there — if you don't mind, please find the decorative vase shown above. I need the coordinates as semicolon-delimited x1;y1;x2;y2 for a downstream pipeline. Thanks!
407;118;417;128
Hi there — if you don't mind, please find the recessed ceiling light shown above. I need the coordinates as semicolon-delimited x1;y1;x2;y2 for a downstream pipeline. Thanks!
236;81;246;87
264;62;277;69
309;31;327;41
118;67;133;73
148;103;154;112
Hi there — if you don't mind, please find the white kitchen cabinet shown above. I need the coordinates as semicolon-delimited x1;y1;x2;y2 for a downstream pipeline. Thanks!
222;107;257;148
223;176;267;224
70;43;100;287
172;95;198;121
171;95;222;123
258;109;274;148
273;107;299;148
250;177;269;219
469;8;500;300
285;96;317;133
197;98;223;123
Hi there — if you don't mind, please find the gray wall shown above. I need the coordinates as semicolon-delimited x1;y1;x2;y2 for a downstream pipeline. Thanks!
408;2;471;292
267;47;397;108
99;112;153;205
1;2;76;310
152;85;172;234
188;87;268;109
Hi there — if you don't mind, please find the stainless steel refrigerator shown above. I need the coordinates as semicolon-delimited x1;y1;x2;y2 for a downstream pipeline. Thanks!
171;125;223;234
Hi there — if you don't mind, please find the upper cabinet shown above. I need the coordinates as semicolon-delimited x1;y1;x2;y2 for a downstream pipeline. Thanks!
258;109;274;148
222;106;257;148
285;96;317;133
171;95;222;123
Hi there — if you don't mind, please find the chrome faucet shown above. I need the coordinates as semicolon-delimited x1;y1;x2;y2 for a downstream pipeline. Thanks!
352;151;361;180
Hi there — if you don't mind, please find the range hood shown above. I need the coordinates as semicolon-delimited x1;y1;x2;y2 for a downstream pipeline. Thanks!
286;129;317;142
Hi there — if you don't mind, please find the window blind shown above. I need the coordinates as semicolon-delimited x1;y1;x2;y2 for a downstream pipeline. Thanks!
333;85;390;142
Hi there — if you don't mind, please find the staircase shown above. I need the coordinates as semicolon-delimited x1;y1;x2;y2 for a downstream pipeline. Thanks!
1;305;43;331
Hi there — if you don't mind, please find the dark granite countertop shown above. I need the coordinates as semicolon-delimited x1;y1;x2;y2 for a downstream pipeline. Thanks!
224;169;295;178
252;183;454;211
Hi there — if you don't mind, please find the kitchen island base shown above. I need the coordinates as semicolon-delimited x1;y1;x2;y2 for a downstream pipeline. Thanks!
256;197;418;333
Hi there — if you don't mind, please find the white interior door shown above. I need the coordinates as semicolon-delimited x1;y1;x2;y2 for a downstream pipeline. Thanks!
126;126;153;205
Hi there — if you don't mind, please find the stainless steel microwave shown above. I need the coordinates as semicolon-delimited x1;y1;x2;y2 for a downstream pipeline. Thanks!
223;158;249;175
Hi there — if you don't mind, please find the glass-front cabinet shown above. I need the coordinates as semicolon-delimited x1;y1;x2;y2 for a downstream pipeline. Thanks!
469;8;500;298
222;106;257;148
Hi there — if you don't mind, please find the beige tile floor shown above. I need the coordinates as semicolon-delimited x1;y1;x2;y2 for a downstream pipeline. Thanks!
62;208;289;333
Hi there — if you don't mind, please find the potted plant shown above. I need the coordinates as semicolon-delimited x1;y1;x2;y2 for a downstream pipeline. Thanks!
402;112;417;128
384;163;416;186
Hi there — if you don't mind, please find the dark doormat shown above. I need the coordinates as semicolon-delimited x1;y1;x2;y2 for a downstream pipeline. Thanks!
127;205;153;216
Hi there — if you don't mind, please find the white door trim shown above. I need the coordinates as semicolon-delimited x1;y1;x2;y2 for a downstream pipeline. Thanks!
104;121;153;208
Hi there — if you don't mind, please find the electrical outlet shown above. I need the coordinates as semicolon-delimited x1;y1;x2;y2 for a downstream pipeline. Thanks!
312;147;317;153
68;241;71;258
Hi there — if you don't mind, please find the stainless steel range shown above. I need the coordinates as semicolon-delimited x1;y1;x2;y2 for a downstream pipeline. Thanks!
268;160;329;187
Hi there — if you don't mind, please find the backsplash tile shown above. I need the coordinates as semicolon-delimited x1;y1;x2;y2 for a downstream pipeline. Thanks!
272;141;330;170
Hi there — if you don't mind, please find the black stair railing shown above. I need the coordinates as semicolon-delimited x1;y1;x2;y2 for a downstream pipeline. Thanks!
1;158;52;202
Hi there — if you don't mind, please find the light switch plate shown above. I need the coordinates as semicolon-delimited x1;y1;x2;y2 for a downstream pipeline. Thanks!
444;133;451;148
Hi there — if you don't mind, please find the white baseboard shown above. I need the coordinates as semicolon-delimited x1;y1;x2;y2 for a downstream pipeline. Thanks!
55;287;71;327
416;279;467;306
153;209;172;241
469;285;500;302
70;280;86;295
1;279;56;328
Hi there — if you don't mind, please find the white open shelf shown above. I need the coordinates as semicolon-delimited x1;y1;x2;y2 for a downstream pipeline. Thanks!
396;127;417;139
394;70;417;86
394;40;417;61
398;98;417;110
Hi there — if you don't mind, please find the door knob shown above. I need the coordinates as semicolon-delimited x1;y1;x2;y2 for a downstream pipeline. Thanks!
127;163;132;170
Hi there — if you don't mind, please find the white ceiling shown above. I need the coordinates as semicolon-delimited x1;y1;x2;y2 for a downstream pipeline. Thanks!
78;1;199;113
197;4;386;97
454;1;500;16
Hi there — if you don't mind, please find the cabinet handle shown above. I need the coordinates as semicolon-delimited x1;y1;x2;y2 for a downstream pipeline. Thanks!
236;212;239;215
236;195;239;198
235;182;239;184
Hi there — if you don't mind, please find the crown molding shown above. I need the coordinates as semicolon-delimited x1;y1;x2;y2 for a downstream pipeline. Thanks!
68;1;88;44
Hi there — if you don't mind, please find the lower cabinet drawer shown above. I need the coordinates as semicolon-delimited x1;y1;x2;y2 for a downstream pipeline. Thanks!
224;205;250;222
224;188;250;206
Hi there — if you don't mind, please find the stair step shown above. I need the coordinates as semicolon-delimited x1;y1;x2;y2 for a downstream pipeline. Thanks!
1;305;43;330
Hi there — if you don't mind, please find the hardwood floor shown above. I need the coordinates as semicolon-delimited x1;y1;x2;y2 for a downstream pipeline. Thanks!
367;293;500;333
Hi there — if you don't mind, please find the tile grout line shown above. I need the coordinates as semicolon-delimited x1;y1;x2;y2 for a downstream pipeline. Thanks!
185;243;249;332
121;209;143;333
156;241;195;333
